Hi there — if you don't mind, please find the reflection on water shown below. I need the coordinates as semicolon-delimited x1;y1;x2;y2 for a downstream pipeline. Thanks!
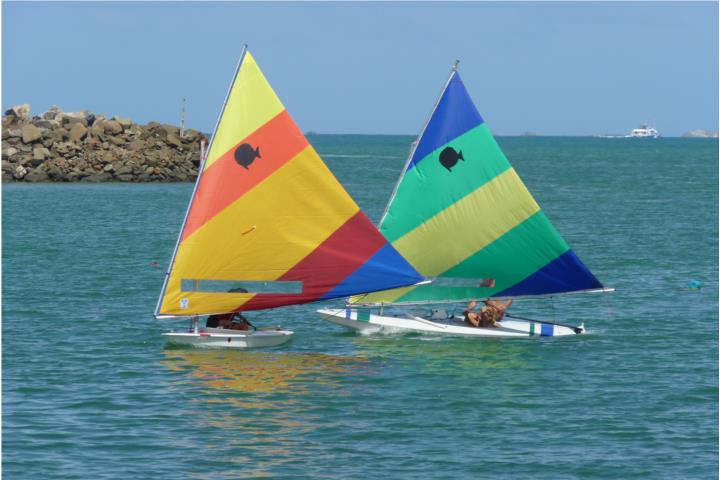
162;349;370;396
162;350;373;479
351;332;544;380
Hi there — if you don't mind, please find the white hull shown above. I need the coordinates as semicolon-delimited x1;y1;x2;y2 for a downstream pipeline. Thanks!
318;308;583;338
163;327;293;348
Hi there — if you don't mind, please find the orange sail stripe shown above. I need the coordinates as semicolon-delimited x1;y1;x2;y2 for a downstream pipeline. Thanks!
181;109;308;242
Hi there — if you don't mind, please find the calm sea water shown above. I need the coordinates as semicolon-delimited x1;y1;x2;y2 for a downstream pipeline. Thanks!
3;137;718;479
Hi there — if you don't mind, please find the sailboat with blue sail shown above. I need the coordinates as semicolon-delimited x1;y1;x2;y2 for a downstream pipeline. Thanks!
318;61;612;337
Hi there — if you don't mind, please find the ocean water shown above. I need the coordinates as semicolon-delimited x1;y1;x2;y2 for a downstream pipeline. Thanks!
3;136;718;479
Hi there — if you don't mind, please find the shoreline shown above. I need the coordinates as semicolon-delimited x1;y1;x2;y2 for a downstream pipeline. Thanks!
2;104;207;183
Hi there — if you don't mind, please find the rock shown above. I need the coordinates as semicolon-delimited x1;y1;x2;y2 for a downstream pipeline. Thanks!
22;124;43;144
114;117;132;129
42;106;62;120
115;164;134;175
13;165;27;179
166;133;183;148
103;163;114;172
108;135;126;146
2;160;14;173
103;120;123;135
162;124;180;136
24;168;49;182
33;146;50;161
33;119;59;129
102;151;116;164
81;172;113;182
6;129;23;139
116;174;135;182
183;129;201;141
3;146;18;159
68;123;87;142
5;104;30;122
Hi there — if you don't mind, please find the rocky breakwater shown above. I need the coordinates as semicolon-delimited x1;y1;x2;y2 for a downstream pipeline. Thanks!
1;104;208;182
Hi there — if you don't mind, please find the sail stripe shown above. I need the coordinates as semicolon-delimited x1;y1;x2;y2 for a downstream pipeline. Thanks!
382;123;510;243
236;211;389;311
494;250;602;297
391;168;540;277
406;73;484;172
319;243;421;301
205;52;285;170
384;212;570;303
181;109;306;242
160;147;361;315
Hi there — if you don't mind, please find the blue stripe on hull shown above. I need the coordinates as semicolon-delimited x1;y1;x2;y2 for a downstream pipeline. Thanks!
540;323;554;336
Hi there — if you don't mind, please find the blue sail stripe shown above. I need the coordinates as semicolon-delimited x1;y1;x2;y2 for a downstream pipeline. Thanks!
495;250;603;297
407;73;484;171
320;244;423;301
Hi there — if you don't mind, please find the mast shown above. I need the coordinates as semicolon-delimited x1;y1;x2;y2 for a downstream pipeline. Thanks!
378;60;460;228
154;45;249;319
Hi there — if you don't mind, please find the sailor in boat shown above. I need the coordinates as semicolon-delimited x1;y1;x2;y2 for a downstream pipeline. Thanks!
206;312;255;331
464;299;513;328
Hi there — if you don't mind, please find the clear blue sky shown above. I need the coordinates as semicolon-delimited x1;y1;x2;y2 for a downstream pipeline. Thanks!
2;2;717;136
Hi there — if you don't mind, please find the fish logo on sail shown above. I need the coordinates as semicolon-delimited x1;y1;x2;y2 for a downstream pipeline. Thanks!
439;146;464;172
234;143;262;169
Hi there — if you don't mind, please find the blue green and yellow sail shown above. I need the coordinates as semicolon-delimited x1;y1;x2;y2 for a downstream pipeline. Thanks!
353;65;604;306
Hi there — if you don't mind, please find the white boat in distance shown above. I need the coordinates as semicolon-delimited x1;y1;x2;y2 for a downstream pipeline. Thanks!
626;124;659;138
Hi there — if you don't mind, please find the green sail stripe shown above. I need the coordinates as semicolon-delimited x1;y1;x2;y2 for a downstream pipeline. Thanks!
390;212;569;304
381;123;511;243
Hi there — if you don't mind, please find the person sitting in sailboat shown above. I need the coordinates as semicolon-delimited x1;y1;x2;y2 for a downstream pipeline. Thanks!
464;299;513;328
206;312;254;331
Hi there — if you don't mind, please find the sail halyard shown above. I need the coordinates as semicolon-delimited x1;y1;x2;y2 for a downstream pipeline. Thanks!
155;47;423;318
154;46;249;319
353;62;607;307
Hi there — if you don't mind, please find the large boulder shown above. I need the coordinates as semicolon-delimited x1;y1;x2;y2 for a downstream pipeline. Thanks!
166;133;183;148
68;123;87;142
22;124;43;144
103;120;123;135
24;167;50;182
33;146;51;162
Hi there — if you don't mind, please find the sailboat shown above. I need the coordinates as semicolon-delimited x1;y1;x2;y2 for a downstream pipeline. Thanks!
318;62;612;338
155;47;423;348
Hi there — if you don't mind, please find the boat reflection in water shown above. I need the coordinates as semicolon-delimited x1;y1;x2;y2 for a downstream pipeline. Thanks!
161;350;373;477
162;349;370;398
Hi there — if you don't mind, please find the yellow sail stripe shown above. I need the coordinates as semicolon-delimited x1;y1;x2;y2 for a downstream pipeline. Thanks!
160;146;359;315
357;168;540;304
205;52;285;170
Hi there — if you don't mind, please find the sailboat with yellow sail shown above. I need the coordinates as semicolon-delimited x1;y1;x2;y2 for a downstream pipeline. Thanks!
155;47;423;348
318;61;612;337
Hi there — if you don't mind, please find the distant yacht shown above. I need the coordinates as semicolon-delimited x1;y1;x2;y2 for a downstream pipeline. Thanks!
626;124;659;138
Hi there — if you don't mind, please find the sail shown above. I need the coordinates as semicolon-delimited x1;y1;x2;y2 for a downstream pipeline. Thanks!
353;68;604;306
156;49;422;317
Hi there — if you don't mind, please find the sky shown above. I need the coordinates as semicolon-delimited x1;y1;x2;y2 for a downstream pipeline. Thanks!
2;2;718;136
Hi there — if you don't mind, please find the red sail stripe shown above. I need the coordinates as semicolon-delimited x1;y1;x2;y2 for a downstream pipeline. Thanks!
237;211;387;311
181;110;308;242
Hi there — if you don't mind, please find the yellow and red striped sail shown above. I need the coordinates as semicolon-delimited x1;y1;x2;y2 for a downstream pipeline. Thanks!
156;49;422;317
